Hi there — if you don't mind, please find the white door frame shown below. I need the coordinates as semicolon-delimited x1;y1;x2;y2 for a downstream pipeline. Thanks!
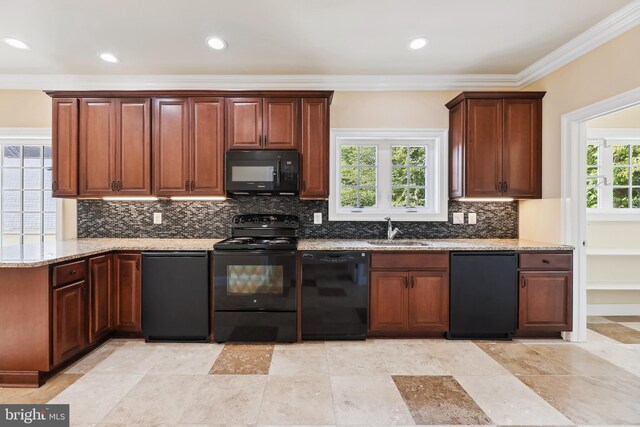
561;86;640;342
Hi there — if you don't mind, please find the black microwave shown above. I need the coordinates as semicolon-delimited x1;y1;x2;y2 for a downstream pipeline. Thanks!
225;150;299;195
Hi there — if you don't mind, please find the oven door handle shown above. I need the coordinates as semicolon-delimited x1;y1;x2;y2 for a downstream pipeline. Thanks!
213;250;296;257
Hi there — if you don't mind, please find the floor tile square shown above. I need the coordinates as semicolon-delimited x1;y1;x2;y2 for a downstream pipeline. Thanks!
269;346;329;375
149;344;223;375
523;343;631;376
258;375;335;425
393;375;491;425
0;374;82;404
475;342;569;375
210;343;274;375
327;343;389;375
588;322;640;344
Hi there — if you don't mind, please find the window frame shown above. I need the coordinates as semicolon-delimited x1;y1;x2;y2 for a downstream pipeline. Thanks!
586;128;640;221
329;128;448;222
0;128;61;246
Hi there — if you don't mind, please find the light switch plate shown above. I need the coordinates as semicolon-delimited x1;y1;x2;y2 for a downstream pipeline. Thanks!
313;212;322;225
468;213;477;224
453;212;464;224
153;212;162;225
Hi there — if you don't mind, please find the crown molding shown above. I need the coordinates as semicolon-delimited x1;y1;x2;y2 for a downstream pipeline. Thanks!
0;2;638;92
516;0;640;88
0;73;519;91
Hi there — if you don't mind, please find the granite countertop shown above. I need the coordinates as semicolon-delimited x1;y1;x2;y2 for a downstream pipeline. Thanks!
0;238;222;268
0;238;573;268
297;239;574;252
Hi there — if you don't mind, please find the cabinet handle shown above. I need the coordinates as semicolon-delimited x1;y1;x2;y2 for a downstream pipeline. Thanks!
496;181;501;192
411;276;415;288
503;181;508;192
404;276;408;288
136;259;140;270
110;181;115;191
185;180;190;191
259;135;263;146
69;270;76;275
190;180;195;191
52;181;57;191
117;181;121;191
521;276;527;288
542;259;550;264
264;135;267;145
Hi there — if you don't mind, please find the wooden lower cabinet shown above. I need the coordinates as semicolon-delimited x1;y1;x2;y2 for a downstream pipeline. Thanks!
408;271;449;331
518;271;572;332
114;253;142;332
370;271;408;331
53;280;88;366
369;253;449;335
88;255;113;343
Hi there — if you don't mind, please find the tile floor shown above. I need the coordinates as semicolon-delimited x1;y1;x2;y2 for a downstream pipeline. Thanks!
1;316;640;426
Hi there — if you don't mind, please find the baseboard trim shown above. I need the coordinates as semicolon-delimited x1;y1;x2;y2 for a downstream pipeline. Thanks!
587;303;640;316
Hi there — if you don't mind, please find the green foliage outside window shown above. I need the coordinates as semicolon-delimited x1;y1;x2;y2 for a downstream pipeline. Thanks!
340;146;377;208
391;146;427;207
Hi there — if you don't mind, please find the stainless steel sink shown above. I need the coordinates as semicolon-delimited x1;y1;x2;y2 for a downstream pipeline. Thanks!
366;241;432;247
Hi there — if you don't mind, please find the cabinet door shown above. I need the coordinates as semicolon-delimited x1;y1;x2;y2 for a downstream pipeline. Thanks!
79;98;117;196
370;271;408;332
300;98;329;199
465;99;503;197
189;97;225;195
502;99;542;198
116;98;151;195
448;102;465;199
88;255;113;343
226;98;263;149
114;254;142;332
519;271;572;332
52;98;78;197
153;98;190;196
263;98;299;150
53;280;87;366
408;271;449;331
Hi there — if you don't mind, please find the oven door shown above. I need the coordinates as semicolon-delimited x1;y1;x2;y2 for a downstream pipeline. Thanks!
214;250;297;311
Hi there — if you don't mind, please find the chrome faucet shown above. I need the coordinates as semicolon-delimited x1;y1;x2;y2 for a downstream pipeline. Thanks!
384;216;401;240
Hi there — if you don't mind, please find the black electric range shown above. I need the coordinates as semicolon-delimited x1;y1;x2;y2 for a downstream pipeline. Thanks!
213;214;299;343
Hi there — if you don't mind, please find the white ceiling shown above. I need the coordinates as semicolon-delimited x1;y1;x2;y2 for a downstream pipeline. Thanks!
0;0;632;76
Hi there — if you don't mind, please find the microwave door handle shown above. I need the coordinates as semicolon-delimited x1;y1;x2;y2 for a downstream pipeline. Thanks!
275;156;281;187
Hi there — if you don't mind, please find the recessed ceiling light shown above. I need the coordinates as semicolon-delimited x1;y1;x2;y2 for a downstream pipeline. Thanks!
206;37;227;50
99;52;119;63
408;37;429;50
2;37;31;50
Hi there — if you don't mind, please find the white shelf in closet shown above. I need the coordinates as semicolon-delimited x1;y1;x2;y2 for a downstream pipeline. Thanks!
587;281;640;291
586;249;640;256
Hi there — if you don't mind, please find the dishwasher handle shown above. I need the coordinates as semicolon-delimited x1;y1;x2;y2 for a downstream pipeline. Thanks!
141;251;209;257
302;251;368;263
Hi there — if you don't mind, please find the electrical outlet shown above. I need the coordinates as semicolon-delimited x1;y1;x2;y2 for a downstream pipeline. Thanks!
468;212;477;224
313;212;322;225
453;212;464;224
153;212;162;225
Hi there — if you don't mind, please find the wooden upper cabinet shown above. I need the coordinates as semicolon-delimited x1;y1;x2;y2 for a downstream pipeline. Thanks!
153;98;190;196
466;99;503;198
52;98;79;197
190;97;225;195
502;99;542;198
114;253;142;333
116;99;151;195
263;98;299;149
226;98;263;149
408;271;449;331
300;98;329;199
88;255;113;343
448;102;464;199
446;92;545;200
79;98;117;196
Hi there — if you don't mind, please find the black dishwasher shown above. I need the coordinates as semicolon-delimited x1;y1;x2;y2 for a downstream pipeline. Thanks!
142;251;209;342
448;252;517;340
301;251;368;340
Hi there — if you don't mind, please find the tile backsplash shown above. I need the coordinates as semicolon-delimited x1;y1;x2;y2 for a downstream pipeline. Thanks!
77;197;518;239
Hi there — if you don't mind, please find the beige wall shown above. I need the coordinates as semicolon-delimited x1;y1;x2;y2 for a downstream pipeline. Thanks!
0;90;51;128
587;103;640;128
520;25;640;243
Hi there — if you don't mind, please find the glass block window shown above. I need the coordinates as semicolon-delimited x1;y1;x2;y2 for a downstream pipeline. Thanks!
1;138;56;247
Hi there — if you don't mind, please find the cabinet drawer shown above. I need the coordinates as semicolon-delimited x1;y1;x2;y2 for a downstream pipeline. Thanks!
371;252;448;270
519;253;572;270
53;260;86;287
